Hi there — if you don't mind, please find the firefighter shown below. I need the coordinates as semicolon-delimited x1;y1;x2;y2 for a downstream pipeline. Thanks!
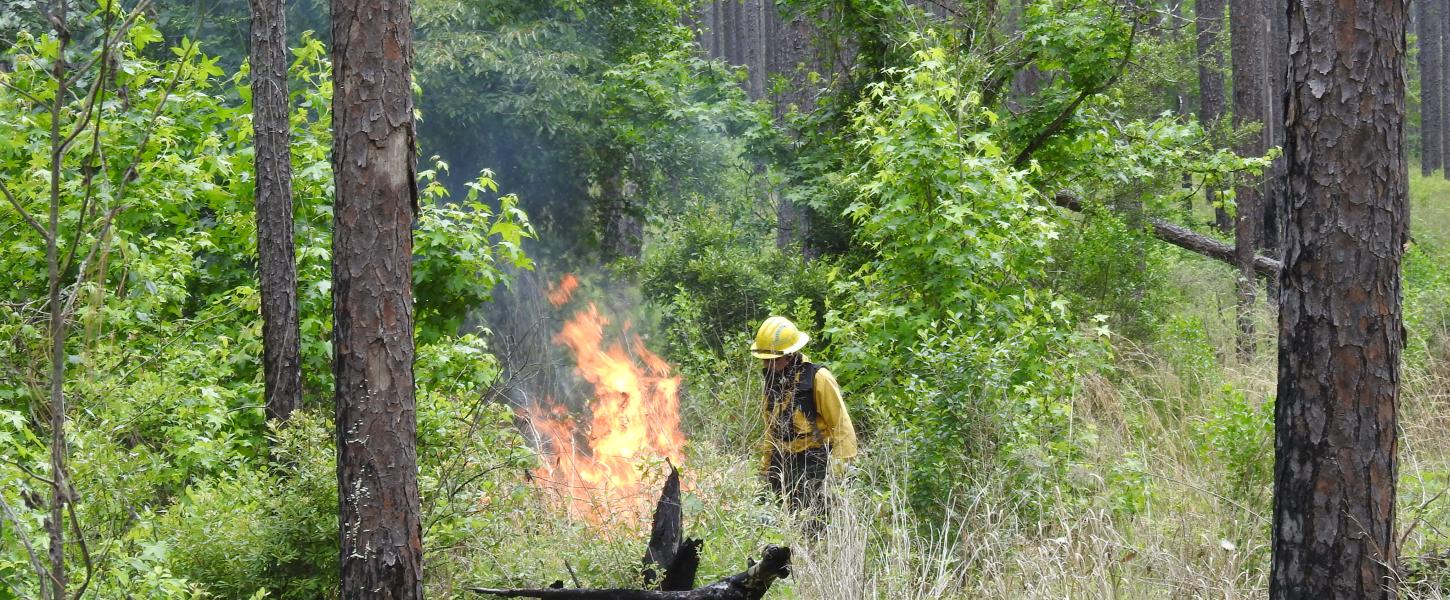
751;316;857;516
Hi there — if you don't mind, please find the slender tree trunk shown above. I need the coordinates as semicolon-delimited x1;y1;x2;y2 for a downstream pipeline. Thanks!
329;0;424;597
1271;0;1407;597
1442;0;1450;178
1262;0;1287;257
1438;0;1450;178
46;3;70;597
741;0;756;98
251;0;302;422
1230;0;1267;360
1197;0;1230;232
1421;0;1443;175
768;3;816;253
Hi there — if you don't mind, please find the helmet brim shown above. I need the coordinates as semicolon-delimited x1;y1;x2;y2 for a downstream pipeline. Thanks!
751;332;809;359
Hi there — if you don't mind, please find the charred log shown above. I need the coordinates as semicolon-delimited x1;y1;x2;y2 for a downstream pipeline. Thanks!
472;545;792;600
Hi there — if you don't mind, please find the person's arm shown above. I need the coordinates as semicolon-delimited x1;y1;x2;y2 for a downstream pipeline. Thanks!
813;368;857;461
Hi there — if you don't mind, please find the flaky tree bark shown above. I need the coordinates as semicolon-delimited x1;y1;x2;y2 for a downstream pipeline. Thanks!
1271;1;1407;597
330;0;424;597
1421;0;1443;175
1197;0;1231;233
1230;0;1267;359
250;0;302;422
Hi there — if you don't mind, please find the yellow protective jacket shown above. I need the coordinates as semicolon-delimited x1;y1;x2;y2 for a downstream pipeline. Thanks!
759;360;857;471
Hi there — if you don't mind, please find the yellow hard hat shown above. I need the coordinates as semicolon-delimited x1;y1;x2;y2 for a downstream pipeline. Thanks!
751;316;809;359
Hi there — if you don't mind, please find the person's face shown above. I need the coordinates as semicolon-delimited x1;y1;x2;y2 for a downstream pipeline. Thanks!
763;355;791;372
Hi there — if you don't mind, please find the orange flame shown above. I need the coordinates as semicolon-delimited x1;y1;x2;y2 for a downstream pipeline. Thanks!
523;286;686;525
546;274;580;307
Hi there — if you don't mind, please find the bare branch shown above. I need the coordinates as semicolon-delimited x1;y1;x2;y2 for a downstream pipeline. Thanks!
66;491;92;600
0;178;50;242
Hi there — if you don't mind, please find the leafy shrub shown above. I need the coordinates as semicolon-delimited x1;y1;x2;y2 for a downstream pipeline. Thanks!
641;208;832;355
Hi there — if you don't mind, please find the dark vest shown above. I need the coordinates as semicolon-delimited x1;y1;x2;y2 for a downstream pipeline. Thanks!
764;360;822;444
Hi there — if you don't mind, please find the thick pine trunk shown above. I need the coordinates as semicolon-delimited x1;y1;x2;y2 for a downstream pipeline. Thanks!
329;0;424;597
1230;0;1267;359
1270;0;1407;597
1197;0;1230;233
1422;0;1444;175
250;0;302;422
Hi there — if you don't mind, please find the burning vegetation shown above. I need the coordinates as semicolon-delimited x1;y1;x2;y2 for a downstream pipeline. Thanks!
521;275;687;525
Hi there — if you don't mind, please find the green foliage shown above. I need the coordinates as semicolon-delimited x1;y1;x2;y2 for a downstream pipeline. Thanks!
413;0;763;251
0;17;536;598
641;208;831;355
1195;384;1273;503
820;38;1086;513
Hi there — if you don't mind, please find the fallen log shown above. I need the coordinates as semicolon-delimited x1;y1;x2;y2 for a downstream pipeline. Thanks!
471;545;792;600
1051;190;1282;278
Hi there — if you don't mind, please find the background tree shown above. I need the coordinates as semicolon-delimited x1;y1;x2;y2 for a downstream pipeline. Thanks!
330;0;424;597
250;0;302;421
1198;0;1230;232
1230;0;1267;359
1271;0;1408;596
1421;0;1442;176
1262;0;1287;256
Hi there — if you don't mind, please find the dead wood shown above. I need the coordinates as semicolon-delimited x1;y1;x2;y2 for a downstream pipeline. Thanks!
472;545;791;600
1052;190;1282;278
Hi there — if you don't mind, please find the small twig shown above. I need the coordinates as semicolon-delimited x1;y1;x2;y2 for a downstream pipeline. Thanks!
66;487;92;600
564;560;582;588
0;457;57;487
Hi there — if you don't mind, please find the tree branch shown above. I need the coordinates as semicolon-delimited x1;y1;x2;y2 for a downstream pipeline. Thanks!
0;178;50;242
1052;190;1281;277
1012;17;1141;168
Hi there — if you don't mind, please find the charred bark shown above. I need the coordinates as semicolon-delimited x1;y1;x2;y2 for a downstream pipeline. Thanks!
643;464;698;591
330;0;424;597
250;0;302;421
1270;0;1407;597
1052;191;1281;278
1197;0;1231;233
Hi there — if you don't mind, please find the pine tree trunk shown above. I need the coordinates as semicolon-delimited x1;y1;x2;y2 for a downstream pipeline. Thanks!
250;0;302;422
1197;0;1230;233
768;4;816;253
1441;0;1450;178
1261;0;1287;257
1271;0;1407;597
743;0;765;98
329;0;424;597
1230;0;1267;360
1421;0;1443;175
